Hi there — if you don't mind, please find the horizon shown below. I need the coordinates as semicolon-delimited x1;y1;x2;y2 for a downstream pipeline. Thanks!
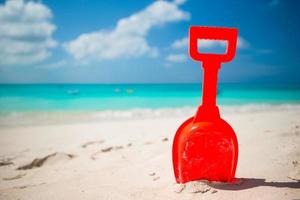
1;82;300;86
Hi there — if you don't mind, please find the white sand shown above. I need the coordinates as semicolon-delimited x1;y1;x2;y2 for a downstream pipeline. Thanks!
0;105;299;200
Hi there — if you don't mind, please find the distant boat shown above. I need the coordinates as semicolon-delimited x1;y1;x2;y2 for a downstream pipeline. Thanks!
125;89;134;94
67;89;80;96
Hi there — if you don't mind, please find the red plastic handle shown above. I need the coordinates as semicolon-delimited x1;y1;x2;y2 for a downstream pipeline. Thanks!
189;26;238;63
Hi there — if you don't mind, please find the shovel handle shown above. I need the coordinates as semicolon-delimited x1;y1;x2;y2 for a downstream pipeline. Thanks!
189;26;238;64
190;26;238;121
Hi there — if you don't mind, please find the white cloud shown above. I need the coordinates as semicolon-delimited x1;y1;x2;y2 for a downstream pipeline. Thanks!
64;0;190;62
171;36;249;49
171;37;188;49
39;60;67;69
0;0;57;65
236;37;249;49
166;53;187;63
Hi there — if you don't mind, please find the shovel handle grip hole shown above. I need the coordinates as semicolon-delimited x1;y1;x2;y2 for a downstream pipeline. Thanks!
197;39;228;55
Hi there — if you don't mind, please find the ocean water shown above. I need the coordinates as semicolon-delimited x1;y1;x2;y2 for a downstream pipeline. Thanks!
0;84;300;113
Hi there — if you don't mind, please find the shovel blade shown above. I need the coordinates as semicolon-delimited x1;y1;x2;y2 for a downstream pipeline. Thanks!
172;117;238;183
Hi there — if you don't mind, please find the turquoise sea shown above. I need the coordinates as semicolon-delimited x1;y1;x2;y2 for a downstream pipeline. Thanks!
0;84;300;113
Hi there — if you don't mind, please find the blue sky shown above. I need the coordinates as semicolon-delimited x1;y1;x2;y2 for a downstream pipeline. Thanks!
0;0;299;84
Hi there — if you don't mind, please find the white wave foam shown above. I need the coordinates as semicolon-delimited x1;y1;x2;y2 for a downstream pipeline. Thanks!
0;104;300;127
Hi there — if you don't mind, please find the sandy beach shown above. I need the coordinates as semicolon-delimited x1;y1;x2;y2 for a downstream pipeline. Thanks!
0;105;299;200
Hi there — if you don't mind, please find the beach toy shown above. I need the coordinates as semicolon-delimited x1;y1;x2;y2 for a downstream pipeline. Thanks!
172;26;239;183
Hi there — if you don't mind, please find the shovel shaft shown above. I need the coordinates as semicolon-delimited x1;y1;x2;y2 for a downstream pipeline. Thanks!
189;27;238;119
202;61;220;108
194;61;221;121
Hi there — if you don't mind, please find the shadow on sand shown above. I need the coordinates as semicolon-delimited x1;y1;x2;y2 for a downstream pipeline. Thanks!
209;178;300;190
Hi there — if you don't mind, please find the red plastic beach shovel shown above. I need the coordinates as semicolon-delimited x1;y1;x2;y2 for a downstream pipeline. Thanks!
172;26;239;183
